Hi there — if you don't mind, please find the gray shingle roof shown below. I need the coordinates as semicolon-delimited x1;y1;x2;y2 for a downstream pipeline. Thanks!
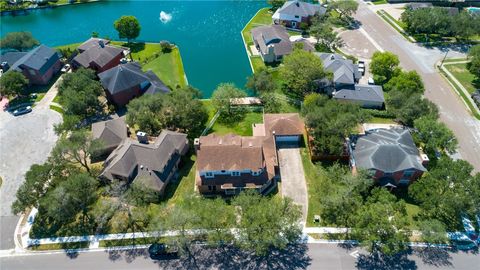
91;117;128;150
98;62;170;95
10;45;60;75
274;0;326;18
73;42;124;69
0;52;28;67
101;130;188;191
334;84;385;103
77;38;110;52
251;25;292;57
315;53;360;86
352;129;426;173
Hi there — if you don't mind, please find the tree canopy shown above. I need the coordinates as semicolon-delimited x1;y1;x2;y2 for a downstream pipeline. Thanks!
126;87;208;138
370;51;400;85
280;49;326;97
0;31;39;51
211;83;247;123
467;45;480;79
267;0;286;11
114;15;141;43
309;22;343;52
383;70;424;95
245;67;276;93
413;116;457;156
386;91;438;126
0;71;29;97
330;0;359;22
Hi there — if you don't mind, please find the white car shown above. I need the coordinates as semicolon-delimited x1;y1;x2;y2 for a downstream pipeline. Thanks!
61;64;71;73
368;77;375;85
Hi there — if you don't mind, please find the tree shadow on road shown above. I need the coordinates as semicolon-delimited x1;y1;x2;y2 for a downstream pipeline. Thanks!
105;247;149;263
355;251;417;270
413;247;452;267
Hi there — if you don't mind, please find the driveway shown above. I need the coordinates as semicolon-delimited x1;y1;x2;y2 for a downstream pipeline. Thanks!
0;88;62;249
277;147;308;223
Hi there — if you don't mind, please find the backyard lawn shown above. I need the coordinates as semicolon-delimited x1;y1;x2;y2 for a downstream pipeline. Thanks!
209;112;263;136
445;63;478;94
241;7;271;72
142;47;187;89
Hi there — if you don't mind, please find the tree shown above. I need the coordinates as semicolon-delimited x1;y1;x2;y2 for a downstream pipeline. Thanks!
330;0;359;22
51;130;104;175
260;92;281;113
126;87;208;138
413;117;457;156
245;67;276;93
352;188;410;255
383;70;424;95
125;180;161;206
387;91;438;126
451;12;479;41
267;0;286;11
58;68;103;118
309;22;343;51
0;71;29;97
211;83;247;123
302;94;367;155
0;31;39;51
409;157;477;230
40;173;98;227
114;15;141;43
280;49;326;97
370;51;400;85
418;219;448;246
11;163;53;215
467;45;480;79
233;191;302;256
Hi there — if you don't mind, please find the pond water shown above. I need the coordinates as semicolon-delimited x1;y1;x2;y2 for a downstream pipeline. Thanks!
1;0;267;97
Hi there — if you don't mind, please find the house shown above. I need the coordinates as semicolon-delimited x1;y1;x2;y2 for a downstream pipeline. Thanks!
5;45;62;85
349;128;428;187
98;62;170;107
0;51;27;72
272;0;326;29
315;53;361;93
251;25;314;63
194;113;304;196
72;38;125;73
333;84;385;109
91;117;128;157
100;130;189;196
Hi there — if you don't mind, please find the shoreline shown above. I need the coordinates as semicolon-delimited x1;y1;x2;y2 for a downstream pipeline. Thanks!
1;0;100;17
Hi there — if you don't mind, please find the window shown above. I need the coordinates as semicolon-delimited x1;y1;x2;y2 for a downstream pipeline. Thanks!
294;15;299;18
205;172;214;178
403;170;414;178
29;69;36;76
231;171;240;177
208;185;217;191
252;171;260;176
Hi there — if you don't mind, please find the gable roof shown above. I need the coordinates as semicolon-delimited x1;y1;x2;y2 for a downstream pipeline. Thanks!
0;51;28;67
334;84;385;104
91;117;128;150
77;38;110;52
352;128;426;173
10;45;60;74
101;130;187;191
98;62;170;95
273;0;326;19
315;52;360;85
73;42;124;69
251;25;292;57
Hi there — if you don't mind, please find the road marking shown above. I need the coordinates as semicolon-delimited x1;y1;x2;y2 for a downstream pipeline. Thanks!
349;250;360;258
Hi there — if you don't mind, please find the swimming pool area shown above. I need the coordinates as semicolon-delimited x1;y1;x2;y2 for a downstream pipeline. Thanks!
1;0;266;97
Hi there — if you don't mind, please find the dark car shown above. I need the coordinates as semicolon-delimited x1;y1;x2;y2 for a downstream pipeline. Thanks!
148;243;179;259
12;106;32;116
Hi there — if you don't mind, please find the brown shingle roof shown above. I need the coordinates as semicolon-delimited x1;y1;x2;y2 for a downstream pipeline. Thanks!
264;113;304;136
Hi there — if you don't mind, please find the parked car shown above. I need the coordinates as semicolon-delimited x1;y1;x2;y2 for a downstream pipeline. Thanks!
61;64;71;73
358;60;365;69
148;243;179;259
368;77;375;85
358;67;365;76
12;106;32;116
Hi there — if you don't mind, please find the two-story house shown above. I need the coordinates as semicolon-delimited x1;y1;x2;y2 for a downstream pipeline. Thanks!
72;38;126;73
195;113;304;196
272;0;326;29
349;128;429;187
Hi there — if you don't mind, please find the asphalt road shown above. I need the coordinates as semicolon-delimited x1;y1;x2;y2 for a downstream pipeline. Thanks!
353;1;480;172
1;244;478;270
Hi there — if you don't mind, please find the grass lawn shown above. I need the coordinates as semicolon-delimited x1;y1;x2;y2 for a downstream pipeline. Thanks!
29;241;89;251
162;154;197;207
369;117;397;124
99;237;163;248
444;63;478;94
251;57;266;73
372;0;388;5
142;47;187;89
50;104;64;115
406;203;420;229
209;112;263;136
55;43;82;52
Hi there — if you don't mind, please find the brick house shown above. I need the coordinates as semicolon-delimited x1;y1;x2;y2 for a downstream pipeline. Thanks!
349;128;429;187
194;113;304;196
8;45;62;85
72;38;125;73
272;0;326;29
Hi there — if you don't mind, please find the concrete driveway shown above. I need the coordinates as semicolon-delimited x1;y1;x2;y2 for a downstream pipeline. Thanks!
0;107;62;249
277;147;308;223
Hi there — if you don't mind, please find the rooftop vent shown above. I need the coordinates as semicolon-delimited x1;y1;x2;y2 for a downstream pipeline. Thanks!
330;54;335;60
99;40;105;48
136;131;148;144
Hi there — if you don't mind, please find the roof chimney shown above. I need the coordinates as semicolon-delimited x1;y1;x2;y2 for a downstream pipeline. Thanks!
295;1;300;7
99;40;105;48
194;138;200;153
136;131;148;144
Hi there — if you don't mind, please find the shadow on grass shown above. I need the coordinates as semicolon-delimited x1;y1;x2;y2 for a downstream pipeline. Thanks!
105;244;312;270
122;42;145;54
161;153;195;202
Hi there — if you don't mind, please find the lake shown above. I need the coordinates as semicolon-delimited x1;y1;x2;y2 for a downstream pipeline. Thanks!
1;0;267;97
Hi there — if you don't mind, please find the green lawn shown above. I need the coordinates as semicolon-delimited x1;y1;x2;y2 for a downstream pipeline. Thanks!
445;63;478;94
99;237;163;248
29;241;89;251
162;154;197;207
55;43;82;52
251;57;266;73
369;117;397;124
372;0;388;5
241;7;271;72
49;105;64;115
209;112;263;136
406;203;420;229
142;47;187;89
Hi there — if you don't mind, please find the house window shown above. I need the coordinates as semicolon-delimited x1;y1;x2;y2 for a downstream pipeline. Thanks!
208;185;217;191
29;69;36;76
252;171;260;176
294;15;299;18
403;169;414;178
205;172;214;178
231;171;240;177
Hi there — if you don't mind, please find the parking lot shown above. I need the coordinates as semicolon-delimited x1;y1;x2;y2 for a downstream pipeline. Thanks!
0;107;61;248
